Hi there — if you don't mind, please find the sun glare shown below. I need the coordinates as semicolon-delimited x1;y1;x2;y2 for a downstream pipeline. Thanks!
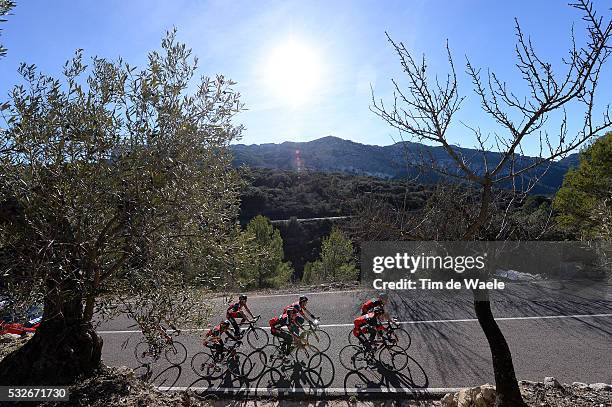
264;38;322;106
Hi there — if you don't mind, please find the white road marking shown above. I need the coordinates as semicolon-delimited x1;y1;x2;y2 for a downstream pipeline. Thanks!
158;386;464;395
246;289;364;299
98;312;612;334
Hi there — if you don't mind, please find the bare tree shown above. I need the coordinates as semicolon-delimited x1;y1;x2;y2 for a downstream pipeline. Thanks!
371;2;611;406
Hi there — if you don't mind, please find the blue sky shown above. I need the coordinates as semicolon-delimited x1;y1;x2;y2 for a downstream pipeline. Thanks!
1;1;610;155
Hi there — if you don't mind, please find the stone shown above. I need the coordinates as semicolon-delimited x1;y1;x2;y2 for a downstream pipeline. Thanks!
572;381;589;389
588;383;612;391
544;376;562;389
441;393;457;407
479;384;497;403
457;387;480;407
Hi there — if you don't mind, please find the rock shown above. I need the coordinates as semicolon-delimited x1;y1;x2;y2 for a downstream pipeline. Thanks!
476;384;497;407
588;383;612;391
572;382;589;389
456;388;478;407
442;385;497;407
441;392;457;407
463;387;493;407
544;376;562;389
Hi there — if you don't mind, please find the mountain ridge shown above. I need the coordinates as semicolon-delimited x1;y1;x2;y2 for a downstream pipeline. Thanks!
231;136;579;194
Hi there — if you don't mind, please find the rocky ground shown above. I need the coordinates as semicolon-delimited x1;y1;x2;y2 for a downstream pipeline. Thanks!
41;365;207;407
0;333;30;360
439;379;612;407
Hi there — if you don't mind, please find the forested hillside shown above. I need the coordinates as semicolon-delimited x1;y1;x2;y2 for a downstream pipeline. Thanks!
238;167;431;223
238;168;433;274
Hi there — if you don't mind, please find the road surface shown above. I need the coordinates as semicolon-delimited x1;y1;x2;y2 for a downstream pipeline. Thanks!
96;281;612;396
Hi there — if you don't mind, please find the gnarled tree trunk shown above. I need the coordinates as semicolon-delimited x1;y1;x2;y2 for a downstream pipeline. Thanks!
0;277;103;385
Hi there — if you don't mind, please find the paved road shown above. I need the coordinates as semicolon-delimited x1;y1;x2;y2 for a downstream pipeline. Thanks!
97;282;612;395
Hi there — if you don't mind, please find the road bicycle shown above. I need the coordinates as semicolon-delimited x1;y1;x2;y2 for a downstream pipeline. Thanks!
301;318;331;352
191;340;255;380
272;318;331;352
236;314;269;349
263;329;325;369
340;325;409;372
134;328;187;366
258;334;335;388
347;318;411;349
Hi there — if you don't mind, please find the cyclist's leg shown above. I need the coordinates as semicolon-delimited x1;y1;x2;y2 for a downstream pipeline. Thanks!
278;330;293;354
357;331;371;352
368;326;378;343
205;341;223;362
228;313;241;336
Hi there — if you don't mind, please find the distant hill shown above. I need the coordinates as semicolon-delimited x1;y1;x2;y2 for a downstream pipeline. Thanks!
231;136;579;195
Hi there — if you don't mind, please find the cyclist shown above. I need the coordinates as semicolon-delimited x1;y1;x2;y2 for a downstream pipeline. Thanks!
226;294;256;338
203;320;239;358
283;295;317;325
353;306;385;353
361;292;389;316
269;308;302;355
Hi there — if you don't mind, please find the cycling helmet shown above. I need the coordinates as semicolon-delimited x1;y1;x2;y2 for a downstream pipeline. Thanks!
221;320;231;327
239;294;247;301
299;295;308;303
378;292;389;301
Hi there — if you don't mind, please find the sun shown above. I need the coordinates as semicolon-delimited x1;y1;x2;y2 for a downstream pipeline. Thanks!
264;38;322;106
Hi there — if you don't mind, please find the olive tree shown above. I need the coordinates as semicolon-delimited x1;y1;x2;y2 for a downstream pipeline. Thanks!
371;2;611;406
0;0;15;58
0;30;243;385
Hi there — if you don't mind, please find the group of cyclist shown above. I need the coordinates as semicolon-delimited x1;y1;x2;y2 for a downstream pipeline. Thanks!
203;291;392;356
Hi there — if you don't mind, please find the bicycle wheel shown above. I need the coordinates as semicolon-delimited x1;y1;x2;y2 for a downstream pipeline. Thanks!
306;329;331;352
339;344;367;371
260;344;286;369
134;341;157;365
391;327;412;349
378;345;408;371
307;352;335;388
191;351;222;379
246;326;269;349
227;351;251;379
165;341;187;365
246;349;267;380
294;344;319;366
